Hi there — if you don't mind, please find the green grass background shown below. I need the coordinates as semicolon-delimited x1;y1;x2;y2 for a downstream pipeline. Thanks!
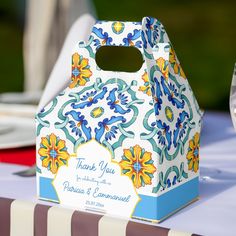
0;0;235;110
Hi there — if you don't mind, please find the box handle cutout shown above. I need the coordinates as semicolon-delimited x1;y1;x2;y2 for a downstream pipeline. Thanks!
95;46;144;73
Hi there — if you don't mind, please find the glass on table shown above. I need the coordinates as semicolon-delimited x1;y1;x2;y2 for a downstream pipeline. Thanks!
230;63;236;130
200;63;236;182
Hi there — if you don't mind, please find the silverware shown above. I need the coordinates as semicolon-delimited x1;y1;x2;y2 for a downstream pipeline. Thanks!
13;165;36;177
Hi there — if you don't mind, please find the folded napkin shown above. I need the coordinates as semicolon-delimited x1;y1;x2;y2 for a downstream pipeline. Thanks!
0;146;36;166
0;197;201;236
0;103;37;118
37;13;96;112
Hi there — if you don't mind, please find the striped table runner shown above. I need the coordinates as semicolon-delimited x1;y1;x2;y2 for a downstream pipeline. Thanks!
0;197;201;236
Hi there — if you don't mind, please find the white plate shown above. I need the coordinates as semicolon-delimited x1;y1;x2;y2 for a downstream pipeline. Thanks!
0;91;41;104
0;103;37;118
0;116;35;149
0;123;14;134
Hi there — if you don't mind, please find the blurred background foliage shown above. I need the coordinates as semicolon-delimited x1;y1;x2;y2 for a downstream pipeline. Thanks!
0;0;235;110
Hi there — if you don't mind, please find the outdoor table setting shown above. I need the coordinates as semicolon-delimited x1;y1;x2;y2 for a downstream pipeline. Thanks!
0;4;236;236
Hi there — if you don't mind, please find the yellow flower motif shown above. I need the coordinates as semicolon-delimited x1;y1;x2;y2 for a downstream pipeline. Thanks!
112;21;124;34
90;107;104;118
156;57;169;80
69;53;92;88
169;47;186;79
165;106;174;122
138;71;151;96
187;132;200;173
38;133;70;174
119;145;156;188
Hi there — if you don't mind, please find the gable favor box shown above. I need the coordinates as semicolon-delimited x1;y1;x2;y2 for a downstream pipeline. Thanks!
36;16;202;223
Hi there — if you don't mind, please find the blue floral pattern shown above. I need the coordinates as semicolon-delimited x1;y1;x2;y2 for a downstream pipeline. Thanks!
95;116;126;142
152;77;163;115
161;77;185;109
71;87;107;109
123;29;142;48
62;81;140;148
173;111;189;147
107;88;131;114
65;110;92;141
91;27;113;48
156;120;172;150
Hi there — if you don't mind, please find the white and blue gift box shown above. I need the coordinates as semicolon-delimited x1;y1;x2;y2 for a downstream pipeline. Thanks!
36;16;202;222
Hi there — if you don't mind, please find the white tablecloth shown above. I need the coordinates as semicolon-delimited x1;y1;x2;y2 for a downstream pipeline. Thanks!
1;112;236;236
